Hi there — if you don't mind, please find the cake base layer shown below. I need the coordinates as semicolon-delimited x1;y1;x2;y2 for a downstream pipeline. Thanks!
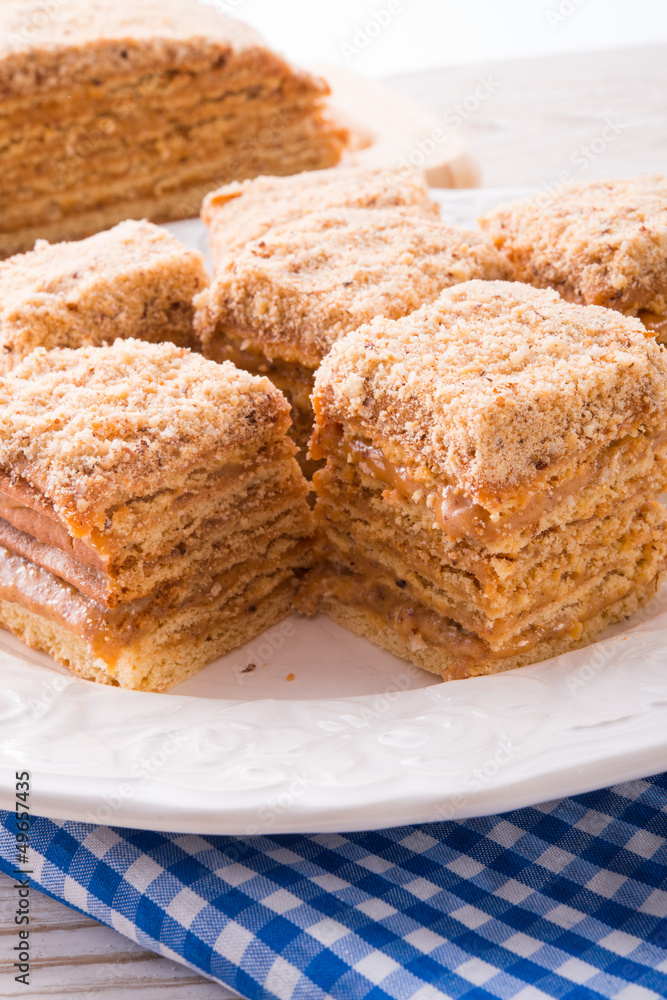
0;575;294;692
311;571;663;681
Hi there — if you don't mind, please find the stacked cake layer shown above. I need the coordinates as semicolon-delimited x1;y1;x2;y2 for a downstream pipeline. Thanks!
480;175;667;342
0;219;208;369
0;0;347;257
299;280;667;679
0;339;311;691
195;202;509;465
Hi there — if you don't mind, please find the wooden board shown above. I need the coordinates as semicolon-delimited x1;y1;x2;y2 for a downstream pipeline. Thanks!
0;874;237;999
314;63;480;188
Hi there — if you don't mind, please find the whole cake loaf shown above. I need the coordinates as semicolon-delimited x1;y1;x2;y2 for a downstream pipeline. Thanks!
0;0;347;257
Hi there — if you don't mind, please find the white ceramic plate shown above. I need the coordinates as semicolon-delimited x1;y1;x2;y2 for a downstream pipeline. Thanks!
1;188;666;835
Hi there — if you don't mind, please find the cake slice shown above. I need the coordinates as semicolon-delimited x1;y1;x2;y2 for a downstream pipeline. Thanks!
0;220;208;371
202;167;441;267
194;208;510;464
0;340;311;691
299;280;667;680
479;175;667;342
0;0;347;257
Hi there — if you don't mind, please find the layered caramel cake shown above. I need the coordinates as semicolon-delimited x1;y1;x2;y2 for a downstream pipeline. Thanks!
0;340;311;690
0;0;347;257
202;166;441;268
194;208;509;465
480;175;667;342
0;220;208;371
299;280;667;679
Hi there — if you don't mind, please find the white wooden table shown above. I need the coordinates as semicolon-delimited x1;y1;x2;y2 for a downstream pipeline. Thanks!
3;42;667;1000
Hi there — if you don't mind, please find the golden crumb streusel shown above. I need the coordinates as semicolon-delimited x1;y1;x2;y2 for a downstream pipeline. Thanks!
195;208;510;367
0;0;279;96
0;339;290;529
479;175;667;315
0;219;209;367
313;280;667;499
202;166;440;261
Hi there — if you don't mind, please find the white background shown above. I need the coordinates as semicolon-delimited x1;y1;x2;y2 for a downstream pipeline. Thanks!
210;0;667;77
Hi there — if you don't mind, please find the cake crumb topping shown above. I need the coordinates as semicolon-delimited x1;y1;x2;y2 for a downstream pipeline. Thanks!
0;339;290;527
480;175;667;314
314;280;667;497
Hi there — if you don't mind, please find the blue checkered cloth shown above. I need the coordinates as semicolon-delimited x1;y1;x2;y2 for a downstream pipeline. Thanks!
2;774;667;999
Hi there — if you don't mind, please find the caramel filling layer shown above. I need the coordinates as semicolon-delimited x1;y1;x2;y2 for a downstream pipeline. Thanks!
0;539;304;666
315;429;664;547
0;517;107;605
639;310;667;341
0;455;265;573
205;333;316;411
0;486;104;572
0;544;155;663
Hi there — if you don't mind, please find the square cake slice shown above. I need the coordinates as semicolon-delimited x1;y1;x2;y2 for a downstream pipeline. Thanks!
0;220;209;371
202;166;441;267
0;0;347;257
0;340;311;691
194;208;509;464
479;175;667;342
298;280;667;680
